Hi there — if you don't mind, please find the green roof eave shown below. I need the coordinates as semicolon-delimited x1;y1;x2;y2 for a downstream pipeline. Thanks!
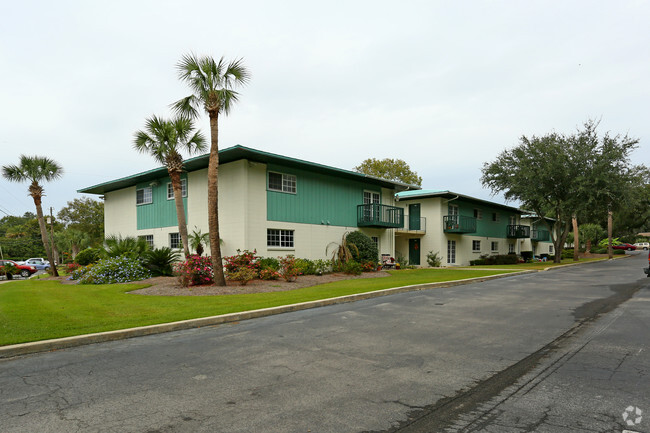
78;145;421;195
396;190;525;214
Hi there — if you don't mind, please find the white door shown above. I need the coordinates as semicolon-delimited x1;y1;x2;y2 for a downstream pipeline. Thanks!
447;240;456;264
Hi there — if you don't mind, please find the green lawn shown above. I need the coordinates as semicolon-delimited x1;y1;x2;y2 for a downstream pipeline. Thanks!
458;257;610;271
0;268;515;346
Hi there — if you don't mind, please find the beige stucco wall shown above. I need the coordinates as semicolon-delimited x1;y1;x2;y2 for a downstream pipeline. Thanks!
104;187;137;238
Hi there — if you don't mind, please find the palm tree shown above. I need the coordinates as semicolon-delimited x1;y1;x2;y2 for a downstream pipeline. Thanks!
134;115;206;257
2;155;63;276
189;227;209;256
173;53;250;285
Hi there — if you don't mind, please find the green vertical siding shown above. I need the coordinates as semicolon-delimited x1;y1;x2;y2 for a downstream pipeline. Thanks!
453;200;519;238
266;164;381;226
136;175;187;230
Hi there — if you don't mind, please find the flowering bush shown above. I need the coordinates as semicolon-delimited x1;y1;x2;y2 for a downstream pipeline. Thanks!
278;255;301;282
69;264;93;280
76;257;151;284
227;267;257;285
65;262;81;274
224;249;260;276
174;255;213;287
259;268;281;280
360;260;377;272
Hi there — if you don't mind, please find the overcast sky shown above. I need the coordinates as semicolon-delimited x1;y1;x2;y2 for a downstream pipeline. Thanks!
1;0;648;218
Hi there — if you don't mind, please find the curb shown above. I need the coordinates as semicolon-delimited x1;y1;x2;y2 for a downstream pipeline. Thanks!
0;270;535;359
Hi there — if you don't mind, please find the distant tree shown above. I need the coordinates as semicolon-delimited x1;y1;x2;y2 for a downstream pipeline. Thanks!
58;197;104;246
173;53;250;285
354;158;422;186
481;120;642;263
2;156;62;275
134;115;206;257
579;223;605;253
54;228;90;259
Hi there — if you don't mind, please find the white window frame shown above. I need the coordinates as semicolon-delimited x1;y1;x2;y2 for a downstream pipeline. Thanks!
371;236;379;254
508;243;515;254
549;245;554;253
448;204;459;216
136;187;153;205
474;209;482;220
509;215;517;225
167;179;187;200
492;212;500;222
447;240;456;264
491;241;499;252
169;232;181;249
267;229;295;248
472;240;481;252
268;172;297;194
139;235;154;249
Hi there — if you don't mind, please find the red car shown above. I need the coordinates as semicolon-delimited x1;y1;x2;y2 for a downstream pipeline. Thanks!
612;243;636;251
0;259;38;279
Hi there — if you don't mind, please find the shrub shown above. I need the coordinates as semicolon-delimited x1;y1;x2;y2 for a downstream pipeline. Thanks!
1;262;18;279
613;249;625;255
65;262;81;274
470;259;487;266
102;235;149;259
346;231;378;263
260;268;281;280
75;248;101;266
521;251;533;261
295;258;316;275
313;259;332;275
223;249;260;276
258;257;280;271
69;264;93;281
77;256;151;284
561;249;574;259
343;260;363;275
143;247;180;277
278;255;301;282
426;251;442;267
591;247;608;254
360;260;377;272
174;255;213;287
227;267;257;285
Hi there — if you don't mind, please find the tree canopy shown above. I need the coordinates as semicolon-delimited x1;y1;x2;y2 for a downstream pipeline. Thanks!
58;197;104;246
354;158;422;186
481;120;643;262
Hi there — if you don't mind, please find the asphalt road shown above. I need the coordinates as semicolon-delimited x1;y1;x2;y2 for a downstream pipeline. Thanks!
1;254;648;433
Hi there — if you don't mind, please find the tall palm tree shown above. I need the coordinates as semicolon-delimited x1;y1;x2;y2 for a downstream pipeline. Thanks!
173;54;250;286
134;115;206;257
2;155;63;276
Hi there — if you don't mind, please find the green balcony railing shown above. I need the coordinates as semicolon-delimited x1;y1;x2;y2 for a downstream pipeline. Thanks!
357;204;404;228
443;215;477;233
507;225;530;238
531;229;550;241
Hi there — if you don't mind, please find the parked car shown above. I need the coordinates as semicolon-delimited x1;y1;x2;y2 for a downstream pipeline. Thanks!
0;260;38;278
21;258;51;270
612;243;636;251
633;242;649;250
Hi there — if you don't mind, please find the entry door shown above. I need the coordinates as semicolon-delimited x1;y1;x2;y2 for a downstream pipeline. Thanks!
447;240;456;264
363;191;380;220
409;238;420;265
409;203;421;230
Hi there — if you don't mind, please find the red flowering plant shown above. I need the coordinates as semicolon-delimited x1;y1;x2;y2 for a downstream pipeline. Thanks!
224;249;261;279
174;255;213;287
278;255;301;282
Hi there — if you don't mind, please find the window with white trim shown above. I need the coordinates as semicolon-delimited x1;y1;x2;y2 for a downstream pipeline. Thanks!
492;212;500;222
447;240;456;264
136;187;152;205
139;235;154;249
371;236;379;254
508;243;515;254
491;241;499;251
169;232;181;249
267;229;294;248
474;209;482;220
268;172;296;193
472;240;481;252
549;245;554;253
167;179;187;200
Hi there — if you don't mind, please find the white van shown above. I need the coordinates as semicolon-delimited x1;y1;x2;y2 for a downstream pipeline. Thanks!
633;242;649;250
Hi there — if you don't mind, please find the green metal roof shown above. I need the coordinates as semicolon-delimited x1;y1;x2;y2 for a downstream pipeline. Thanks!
78;145;421;195
396;189;524;213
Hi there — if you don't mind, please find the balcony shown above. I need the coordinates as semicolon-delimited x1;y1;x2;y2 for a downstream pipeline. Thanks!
531;229;550;241
357;204;404;228
397;215;426;233
443;215;476;233
507;225;530;238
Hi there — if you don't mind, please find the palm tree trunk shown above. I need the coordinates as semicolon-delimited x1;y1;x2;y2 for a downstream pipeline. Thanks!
208;112;227;286
33;195;59;276
572;215;579;261
169;169;190;257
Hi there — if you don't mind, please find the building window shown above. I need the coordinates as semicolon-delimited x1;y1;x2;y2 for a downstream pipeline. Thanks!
136;187;152;205
472;240;481;252
448;204;459;216
509;215;517;225
268;172;296;193
371;236;379;253
169;233;181;249
447;240;456;264
492;212;500;222
508;243;515;254
549;245;554;253
267;229;294;248
139;235;154;249
473;209;482;220
167;179;187;200
491;241;499;251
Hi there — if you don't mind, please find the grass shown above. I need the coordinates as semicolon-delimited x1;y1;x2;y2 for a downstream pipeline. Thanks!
0;268;515;346
458;257;610;271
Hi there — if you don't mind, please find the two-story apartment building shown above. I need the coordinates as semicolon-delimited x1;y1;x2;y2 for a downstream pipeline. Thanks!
79;145;417;261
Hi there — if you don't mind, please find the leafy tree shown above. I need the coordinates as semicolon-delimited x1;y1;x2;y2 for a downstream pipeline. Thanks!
354;158;422;186
173;54;250;285
579;223;605;253
0;217;45;259
54;228;90;259
2;156;62;275
134;115;206;257
481;120;642;263
57;198;104;246
345;231;378;262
